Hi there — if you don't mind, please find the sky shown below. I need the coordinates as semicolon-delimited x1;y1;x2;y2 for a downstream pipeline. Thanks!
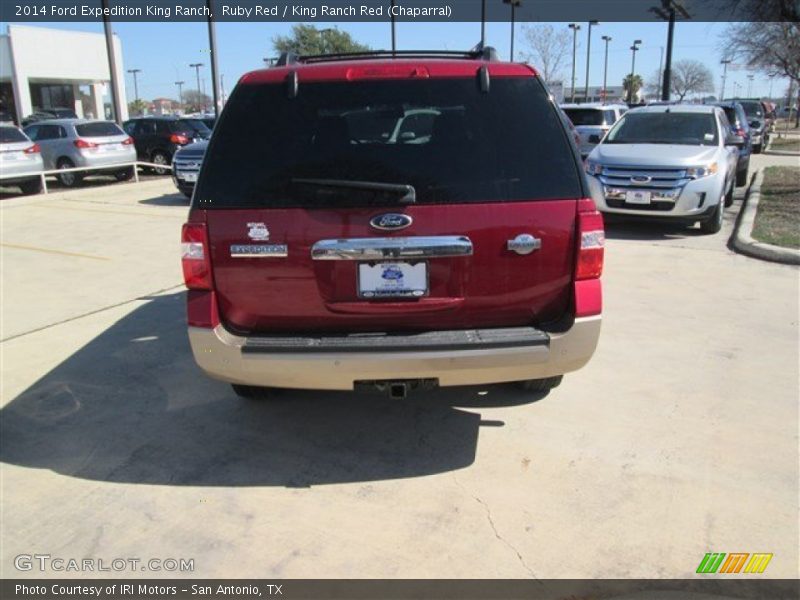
7;19;790;103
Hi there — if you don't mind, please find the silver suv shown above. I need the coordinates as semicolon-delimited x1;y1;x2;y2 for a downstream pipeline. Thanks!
23;119;136;187
561;103;627;158
584;105;743;234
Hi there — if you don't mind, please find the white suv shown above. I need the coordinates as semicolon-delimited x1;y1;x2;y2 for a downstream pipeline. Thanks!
584;105;743;234
561;103;628;158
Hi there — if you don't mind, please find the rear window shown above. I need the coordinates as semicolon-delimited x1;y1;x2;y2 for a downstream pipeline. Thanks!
563;108;605;126
196;77;582;208
738;102;764;118
75;122;125;137
176;119;211;135
606;111;719;146
0;127;28;143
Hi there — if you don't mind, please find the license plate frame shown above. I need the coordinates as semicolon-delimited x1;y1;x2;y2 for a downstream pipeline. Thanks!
357;261;428;299
625;190;652;205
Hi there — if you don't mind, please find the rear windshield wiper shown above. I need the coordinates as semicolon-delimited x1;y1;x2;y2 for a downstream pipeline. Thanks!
291;178;416;204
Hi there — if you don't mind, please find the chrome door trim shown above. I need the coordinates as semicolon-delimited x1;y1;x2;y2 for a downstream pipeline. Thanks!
311;236;473;261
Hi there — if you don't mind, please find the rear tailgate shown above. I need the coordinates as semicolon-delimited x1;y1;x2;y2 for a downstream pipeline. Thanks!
194;64;586;334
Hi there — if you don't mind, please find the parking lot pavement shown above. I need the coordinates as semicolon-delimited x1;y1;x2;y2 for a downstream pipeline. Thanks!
1;178;797;579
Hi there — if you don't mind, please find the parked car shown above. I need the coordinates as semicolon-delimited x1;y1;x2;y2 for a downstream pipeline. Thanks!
729;98;768;153
172;140;207;198
23;119;136;187
585;104;742;234
122;116;211;175
560;103;628;157
713;101;752;186
181;48;604;400
21;107;78;127
0;125;44;195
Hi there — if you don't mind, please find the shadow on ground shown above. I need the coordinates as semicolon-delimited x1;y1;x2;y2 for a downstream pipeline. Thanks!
139;193;191;207
0;292;547;487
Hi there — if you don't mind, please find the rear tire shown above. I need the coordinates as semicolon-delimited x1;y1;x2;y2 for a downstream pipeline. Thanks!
18;179;42;195
516;376;563;393
231;384;271;400
752;143;762;154
724;184;735;208
114;166;134;181
736;168;748;188
57;158;82;187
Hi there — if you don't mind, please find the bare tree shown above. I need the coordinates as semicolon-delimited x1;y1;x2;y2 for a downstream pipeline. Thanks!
520;24;571;84
669;60;715;101
722;20;800;124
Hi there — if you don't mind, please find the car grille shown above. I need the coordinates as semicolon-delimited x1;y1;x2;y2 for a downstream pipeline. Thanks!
598;165;691;212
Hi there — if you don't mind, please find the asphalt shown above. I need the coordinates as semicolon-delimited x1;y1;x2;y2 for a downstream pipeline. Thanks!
1;160;797;579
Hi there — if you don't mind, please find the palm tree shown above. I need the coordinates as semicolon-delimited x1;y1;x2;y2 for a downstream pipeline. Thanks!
623;74;644;104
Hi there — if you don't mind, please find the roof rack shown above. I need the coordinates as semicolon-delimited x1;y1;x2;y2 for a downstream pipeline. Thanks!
274;45;499;67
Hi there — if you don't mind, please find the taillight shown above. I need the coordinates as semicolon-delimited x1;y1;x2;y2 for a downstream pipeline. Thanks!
74;138;98;149
122;136;134;145
576;198;604;280
23;143;40;154
170;134;189;145
181;223;213;290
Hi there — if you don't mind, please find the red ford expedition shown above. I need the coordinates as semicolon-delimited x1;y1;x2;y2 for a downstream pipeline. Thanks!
181;47;603;400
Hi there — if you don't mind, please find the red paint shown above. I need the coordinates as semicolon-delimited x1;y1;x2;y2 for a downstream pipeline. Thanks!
187;290;220;328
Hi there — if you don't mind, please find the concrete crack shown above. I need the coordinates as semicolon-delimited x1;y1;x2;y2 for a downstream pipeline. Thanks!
453;475;538;579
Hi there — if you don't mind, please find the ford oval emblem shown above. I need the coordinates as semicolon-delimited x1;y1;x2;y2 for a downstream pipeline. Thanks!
370;213;413;231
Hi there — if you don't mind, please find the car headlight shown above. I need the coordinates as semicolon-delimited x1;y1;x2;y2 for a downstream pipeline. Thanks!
584;160;603;176
686;163;718;179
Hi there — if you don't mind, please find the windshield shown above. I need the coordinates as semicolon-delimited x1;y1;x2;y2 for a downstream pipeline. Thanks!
563;108;605;126
0;127;29;143
75;122;125;137
196;78;582;208
605;111;719;146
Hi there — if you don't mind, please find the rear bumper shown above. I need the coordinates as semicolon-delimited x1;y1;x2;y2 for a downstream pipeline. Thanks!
187;316;601;390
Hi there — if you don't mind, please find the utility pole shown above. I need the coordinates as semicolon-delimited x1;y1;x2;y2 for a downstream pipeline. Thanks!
628;40;642;104
719;59;731;100
568;23;581;102
206;0;220;117
651;0;690;102
175;81;184;112
584;20;598;103
657;46;664;98
601;35;611;103
747;74;754;97
127;68;141;106
190;62;204;111
101;0;123;123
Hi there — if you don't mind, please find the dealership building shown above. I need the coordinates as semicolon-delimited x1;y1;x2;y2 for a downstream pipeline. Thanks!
0;25;128;124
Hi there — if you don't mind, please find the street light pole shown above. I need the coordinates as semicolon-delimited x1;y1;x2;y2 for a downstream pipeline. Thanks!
127;69;141;103
568;23;581;102
719;59;731;100
174;81;184;112
601;35;611;103
189;63;204;111
101;0;123;123
747;74;754;97
390;0;396;54
503;1;522;62
651;0;690;102
206;0;220;117
584;20;598;103
628;40;642;104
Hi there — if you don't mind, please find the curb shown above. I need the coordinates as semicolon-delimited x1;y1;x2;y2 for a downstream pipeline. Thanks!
764;134;800;156
732;169;800;265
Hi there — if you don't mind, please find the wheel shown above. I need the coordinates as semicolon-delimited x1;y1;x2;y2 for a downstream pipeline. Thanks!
150;150;171;175
736;167;748;188
516;376;563;393
18;179;42;195
231;384;271;400
752;143;762;154
114;166;134;181
700;195;724;235
57;158;82;187
724;184;735;208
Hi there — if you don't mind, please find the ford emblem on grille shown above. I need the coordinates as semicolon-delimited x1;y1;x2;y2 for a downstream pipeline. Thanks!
370;213;413;231
631;175;652;184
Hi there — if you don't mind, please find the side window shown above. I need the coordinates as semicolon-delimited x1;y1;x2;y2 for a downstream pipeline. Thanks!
24;125;40;141
123;122;136;136
57;126;67;139
603;110;616;125
137;120;156;135
36;125;57;140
